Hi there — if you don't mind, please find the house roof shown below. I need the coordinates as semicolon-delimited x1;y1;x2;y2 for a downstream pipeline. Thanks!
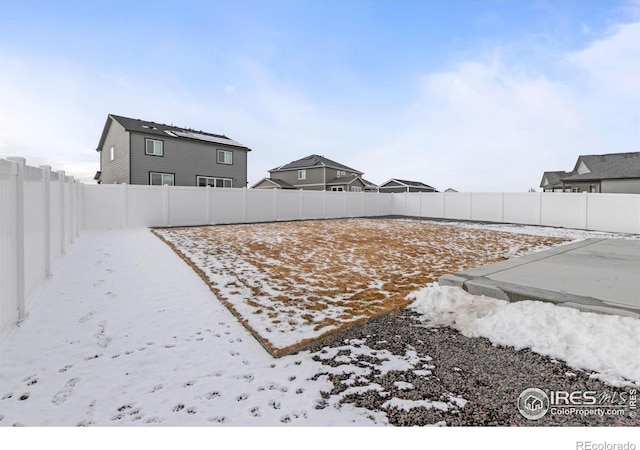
561;152;640;181
250;178;296;189
380;179;437;190
270;154;362;174
540;171;570;187
97;114;251;152
540;152;640;187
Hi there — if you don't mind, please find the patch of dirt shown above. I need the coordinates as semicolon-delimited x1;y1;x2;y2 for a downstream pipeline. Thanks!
153;218;566;356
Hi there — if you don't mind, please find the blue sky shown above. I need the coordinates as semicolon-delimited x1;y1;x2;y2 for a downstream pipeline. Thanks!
1;0;638;191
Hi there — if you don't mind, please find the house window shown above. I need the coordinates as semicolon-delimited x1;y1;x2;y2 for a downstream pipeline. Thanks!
589;184;597;193
197;176;233;188
298;170;306;180
110;146;115;161
572;187;581;193
331;186;344;191
351;186;362;192
150;172;174;186
145;139;164;156
217;150;233;165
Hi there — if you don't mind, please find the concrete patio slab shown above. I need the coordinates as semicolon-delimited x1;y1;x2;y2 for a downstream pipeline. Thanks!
439;239;640;318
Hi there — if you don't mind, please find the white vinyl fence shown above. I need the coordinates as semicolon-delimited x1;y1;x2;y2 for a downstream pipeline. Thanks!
0;158;80;340
81;184;394;229
2;154;640;339
393;191;640;235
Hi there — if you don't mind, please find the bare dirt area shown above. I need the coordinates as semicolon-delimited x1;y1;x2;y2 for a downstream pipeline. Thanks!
153;218;566;357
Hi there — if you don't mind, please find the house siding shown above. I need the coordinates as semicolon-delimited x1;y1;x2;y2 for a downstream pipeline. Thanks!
129;133;248;187
601;178;640;194
100;120;130;184
271;167;325;189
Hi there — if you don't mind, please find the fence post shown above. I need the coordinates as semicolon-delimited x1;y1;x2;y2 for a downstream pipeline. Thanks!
272;188;278;222
74;181;80;238
40;165;52;278
204;185;210;225
163;184;169;227
69;177;75;243
8;157;26;321
323;189;327;218
57;170;66;255
299;189;304;220
242;188;247;223
583;192;589;230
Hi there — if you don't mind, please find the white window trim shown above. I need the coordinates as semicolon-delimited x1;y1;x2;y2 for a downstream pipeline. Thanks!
197;176;233;188
331;186;344;191
217;150;233;165
145;139;164;156
110;146;115;161
150;172;174;186
351;186;362;192
298;169;306;180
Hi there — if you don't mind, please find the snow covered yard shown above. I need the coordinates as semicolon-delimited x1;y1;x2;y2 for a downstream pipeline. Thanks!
0;219;638;430
152;218;565;356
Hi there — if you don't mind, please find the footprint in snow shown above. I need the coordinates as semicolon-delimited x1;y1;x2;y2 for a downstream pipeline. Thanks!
92;280;104;287
104;292;117;299
208;416;227;424
268;400;281;410
236;394;248;402
58;365;72;373
78;312;95;324
22;375;38;386
250;407;261;417
51;378;80;405
172;404;185;412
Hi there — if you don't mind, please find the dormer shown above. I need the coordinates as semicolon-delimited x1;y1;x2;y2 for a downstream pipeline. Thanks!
576;160;591;175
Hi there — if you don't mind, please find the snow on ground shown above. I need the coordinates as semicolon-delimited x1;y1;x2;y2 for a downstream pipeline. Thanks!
153;219;564;355
408;285;640;387
0;229;382;426
0;219;638;431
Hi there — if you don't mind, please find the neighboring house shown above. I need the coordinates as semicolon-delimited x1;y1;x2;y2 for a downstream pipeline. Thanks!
540;152;640;193
444;188;459;193
378;179;437;193
252;154;378;192
95;114;251;187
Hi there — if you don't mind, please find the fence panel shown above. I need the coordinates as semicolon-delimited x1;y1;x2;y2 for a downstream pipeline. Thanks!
540;193;586;229
503;193;541;225
246;188;276;223
587;194;640;234
301;190;325;220
126;185;165;227
24;166;45;300
345;192;364;217
211;188;245;224
470;193;502;223
168;187;208;227
81;184;123;230
0;160;18;338
324;191;346;218
444;193;472;220
418;192;445;219
274;189;302;221
404;192;422;217
362;192;382;217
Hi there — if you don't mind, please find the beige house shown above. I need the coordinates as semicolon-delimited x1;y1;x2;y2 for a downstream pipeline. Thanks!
540;152;640;193
252;154;378;192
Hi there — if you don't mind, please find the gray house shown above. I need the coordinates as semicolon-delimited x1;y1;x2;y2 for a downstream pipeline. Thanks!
95;114;251;187
378;179;437;193
540;152;640;193
252;154;378;192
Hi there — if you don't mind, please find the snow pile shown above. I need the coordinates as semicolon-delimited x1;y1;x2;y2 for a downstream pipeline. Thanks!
408;285;640;386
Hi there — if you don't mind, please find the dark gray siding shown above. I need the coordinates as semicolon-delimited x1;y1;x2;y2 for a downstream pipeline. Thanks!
129;132;248;187
100;120;130;184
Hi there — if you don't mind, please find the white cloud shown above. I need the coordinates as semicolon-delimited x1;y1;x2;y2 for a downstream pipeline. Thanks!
353;19;640;192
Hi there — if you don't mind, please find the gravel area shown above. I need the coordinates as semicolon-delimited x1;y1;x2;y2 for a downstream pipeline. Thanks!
305;309;639;426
